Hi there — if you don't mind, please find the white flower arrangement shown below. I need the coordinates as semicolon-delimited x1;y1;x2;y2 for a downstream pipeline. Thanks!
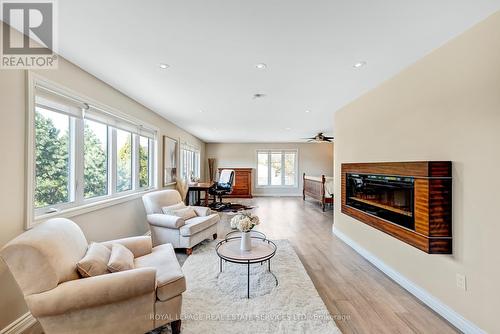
230;212;260;232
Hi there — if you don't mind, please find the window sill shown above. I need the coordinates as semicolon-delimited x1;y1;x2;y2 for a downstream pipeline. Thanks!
163;182;177;187
31;188;157;228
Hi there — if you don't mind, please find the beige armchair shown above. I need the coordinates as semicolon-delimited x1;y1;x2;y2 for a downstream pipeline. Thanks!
0;218;185;334
142;190;219;254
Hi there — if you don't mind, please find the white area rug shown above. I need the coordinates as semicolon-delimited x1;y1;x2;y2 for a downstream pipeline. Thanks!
179;239;341;334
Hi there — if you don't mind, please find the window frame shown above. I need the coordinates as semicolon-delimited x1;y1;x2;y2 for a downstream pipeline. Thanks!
255;149;298;188
26;72;158;229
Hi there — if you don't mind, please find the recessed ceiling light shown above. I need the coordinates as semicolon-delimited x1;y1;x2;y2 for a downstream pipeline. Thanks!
199;110;203;113
353;61;366;68
159;63;169;69
305;110;310;113
253;93;266;99
255;63;267;69
285;127;291;130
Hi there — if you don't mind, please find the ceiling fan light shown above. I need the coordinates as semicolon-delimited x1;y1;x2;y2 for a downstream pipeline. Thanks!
303;132;334;143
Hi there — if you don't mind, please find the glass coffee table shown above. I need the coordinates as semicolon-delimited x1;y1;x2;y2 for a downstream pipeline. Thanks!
215;231;278;298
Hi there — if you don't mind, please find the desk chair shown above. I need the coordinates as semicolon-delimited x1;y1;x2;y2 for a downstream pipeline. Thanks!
209;169;235;210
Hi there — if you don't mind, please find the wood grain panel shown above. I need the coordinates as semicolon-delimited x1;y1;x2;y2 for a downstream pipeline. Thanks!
414;179;429;235
429;163;453;177
342;161;451;178
342;205;431;252
429;238;453;254
428;179;452;236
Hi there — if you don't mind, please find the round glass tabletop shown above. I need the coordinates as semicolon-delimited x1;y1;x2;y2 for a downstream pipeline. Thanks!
216;232;277;263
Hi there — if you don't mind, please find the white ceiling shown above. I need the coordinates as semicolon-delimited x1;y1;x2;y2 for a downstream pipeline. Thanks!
57;0;500;142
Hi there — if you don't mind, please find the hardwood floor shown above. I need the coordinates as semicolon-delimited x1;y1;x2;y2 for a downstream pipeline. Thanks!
212;196;459;334
29;196;459;334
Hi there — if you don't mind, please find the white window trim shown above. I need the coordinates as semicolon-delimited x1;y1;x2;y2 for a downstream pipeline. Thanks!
255;149;299;188
26;72;159;229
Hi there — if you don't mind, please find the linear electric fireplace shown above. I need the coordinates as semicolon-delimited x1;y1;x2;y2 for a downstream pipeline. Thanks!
341;162;452;254
346;174;415;230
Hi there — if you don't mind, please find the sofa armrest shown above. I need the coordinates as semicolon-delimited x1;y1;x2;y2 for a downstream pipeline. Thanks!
192;206;212;217
101;236;152;257
26;267;157;317
147;214;185;229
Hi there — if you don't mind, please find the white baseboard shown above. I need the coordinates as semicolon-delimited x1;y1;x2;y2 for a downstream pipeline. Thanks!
0;313;36;334
332;227;484;334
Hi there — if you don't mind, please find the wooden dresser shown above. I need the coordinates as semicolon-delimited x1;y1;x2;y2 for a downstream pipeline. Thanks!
218;168;253;198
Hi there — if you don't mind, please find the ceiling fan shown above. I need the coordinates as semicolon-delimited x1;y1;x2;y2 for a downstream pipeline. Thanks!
303;132;334;143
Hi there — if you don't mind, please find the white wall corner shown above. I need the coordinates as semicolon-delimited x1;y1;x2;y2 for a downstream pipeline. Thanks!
332;226;485;334
0;313;37;334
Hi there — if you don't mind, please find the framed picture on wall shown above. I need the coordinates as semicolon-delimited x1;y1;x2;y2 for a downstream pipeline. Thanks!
163;136;178;186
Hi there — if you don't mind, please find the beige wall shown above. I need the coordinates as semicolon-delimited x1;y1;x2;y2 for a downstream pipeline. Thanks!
206;143;333;196
0;57;205;328
333;11;500;333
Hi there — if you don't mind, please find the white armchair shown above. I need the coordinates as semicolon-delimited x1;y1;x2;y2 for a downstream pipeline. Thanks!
0;218;185;334
142;190;219;254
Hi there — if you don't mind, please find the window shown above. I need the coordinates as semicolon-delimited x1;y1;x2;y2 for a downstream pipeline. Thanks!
270;152;282;185
84;119;108;199
34;107;74;208
257;152;269;185
116;129;133;192
284;152;296;186
29;78;157;223
180;144;200;181
256;150;298;187
139;136;151;188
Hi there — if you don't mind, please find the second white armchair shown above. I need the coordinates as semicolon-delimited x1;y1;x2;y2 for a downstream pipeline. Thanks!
142;189;219;254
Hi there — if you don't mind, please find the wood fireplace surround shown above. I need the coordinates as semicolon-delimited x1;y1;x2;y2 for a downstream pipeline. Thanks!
341;162;452;254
